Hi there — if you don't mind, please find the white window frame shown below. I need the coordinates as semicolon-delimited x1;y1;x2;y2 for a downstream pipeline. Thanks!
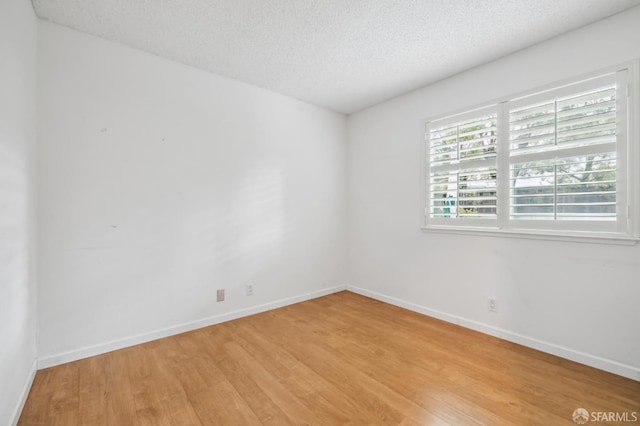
422;61;639;245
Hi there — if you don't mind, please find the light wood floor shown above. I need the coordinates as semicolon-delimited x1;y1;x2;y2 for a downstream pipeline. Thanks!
19;291;639;425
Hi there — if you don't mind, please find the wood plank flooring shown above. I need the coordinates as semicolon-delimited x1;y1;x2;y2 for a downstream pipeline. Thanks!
19;291;640;425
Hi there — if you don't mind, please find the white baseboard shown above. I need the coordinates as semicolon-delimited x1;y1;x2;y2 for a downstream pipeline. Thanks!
36;283;639;381
38;285;346;369
346;285;640;382
11;359;37;426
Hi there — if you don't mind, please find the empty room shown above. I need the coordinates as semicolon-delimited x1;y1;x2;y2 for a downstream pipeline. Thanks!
2;0;640;424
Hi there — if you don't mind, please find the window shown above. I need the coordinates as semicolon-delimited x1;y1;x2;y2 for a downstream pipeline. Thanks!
428;107;498;227
424;64;638;243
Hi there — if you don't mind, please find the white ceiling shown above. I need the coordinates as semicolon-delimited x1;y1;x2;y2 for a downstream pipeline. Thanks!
32;0;640;114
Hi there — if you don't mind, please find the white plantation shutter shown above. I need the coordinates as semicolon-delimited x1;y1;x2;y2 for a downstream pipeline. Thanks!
509;155;617;221
427;107;498;226
507;71;626;232
424;64;637;240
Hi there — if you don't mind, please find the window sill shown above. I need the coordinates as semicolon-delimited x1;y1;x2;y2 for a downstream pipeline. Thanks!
421;226;639;246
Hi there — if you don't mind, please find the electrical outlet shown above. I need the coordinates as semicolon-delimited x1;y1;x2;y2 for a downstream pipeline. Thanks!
246;283;254;296
488;297;497;312
217;289;225;302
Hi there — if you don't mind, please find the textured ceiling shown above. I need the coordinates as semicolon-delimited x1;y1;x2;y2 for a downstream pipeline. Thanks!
32;0;640;114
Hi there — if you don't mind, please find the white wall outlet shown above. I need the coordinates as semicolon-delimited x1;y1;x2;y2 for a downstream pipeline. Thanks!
488;297;497;312
217;289;225;302
246;283;254;296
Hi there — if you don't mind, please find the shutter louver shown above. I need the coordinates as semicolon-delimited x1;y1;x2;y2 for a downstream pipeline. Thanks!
510;154;616;221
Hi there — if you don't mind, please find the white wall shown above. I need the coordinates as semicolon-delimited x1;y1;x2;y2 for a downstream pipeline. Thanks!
0;0;38;424
348;6;640;379
37;22;348;362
